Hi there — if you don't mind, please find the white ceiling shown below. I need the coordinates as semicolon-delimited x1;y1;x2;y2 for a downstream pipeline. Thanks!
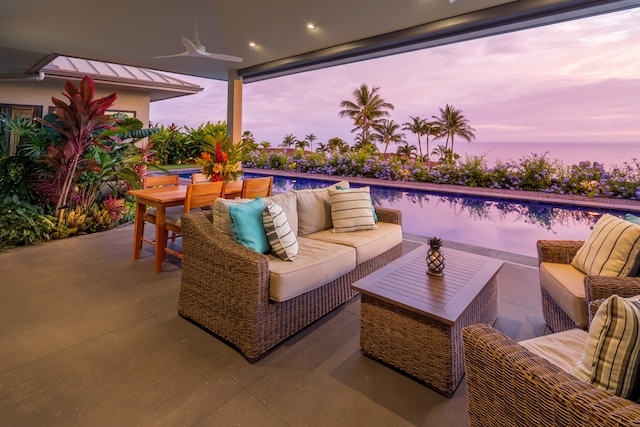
0;0;637;83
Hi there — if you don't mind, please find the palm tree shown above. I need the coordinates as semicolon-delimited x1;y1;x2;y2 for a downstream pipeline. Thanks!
338;84;394;146
396;143;417;162
304;134;317;152
259;140;271;149
279;134;298;150
372;119;405;154
432;104;476;162
315;142;330;155
295;138;309;152
327;137;347;154
402;116;427;159
423;121;442;165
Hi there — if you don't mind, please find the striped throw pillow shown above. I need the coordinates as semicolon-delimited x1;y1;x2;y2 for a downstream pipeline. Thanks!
571;214;640;277
571;295;640;400
328;186;377;233
263;202;298;261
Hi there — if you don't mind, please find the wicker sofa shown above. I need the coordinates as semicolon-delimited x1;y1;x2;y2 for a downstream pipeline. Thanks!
177;186;403;362
463;323;640;427
537;239;640;332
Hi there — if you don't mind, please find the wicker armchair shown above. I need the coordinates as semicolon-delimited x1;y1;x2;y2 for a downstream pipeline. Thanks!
463;323;640;427
537;240;640;332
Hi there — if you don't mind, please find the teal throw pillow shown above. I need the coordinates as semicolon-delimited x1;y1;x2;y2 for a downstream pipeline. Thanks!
229;197;271;254
626;213;640;226
336;185;378;223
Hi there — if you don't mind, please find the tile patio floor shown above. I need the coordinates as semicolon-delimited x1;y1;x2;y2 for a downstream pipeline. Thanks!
0;224;547;426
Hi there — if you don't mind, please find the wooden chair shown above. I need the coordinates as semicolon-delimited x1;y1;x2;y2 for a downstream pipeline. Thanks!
163;181;226;259
240;176;273;198
191;173;209;184
139;175;181;248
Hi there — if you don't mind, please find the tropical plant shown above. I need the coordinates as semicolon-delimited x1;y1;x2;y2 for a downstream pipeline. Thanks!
402;116;428;159
315;142;330;155
396;143;417;161
149;123;185;165
328;137;349;154
0;195;56;250
279;134;298;150
37;76;117;215
372;119;405;154
197;133;245;182
338;83;394;145
432;104;476;162
304;133;317;151
295;138;309;152
259;140;272;149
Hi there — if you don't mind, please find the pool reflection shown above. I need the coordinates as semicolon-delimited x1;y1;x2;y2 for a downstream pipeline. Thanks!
265;174;626;257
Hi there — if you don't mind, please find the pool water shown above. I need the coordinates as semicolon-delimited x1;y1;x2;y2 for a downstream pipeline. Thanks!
258;174;630;258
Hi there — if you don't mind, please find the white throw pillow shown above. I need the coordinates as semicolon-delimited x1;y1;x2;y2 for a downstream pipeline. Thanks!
263;202;298;261
571;294;640;400
571;214;640;277
327;186;377;233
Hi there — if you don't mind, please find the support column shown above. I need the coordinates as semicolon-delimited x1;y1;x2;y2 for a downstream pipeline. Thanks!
227;69;243;143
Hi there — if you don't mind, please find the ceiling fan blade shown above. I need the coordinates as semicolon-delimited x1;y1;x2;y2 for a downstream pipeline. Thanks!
201;52;243;62
154;51;189;59
156;37;243;62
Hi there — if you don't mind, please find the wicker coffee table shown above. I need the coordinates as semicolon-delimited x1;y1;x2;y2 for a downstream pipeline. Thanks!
351;245;503;396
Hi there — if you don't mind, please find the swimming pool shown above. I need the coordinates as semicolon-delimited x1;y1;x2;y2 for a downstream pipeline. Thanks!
178;170;631;257
260;174;630;258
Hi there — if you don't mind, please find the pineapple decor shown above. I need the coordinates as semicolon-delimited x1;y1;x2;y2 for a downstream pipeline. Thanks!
426;237;446;277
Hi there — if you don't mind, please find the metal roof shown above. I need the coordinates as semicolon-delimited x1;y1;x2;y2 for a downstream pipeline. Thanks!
42;56;202;102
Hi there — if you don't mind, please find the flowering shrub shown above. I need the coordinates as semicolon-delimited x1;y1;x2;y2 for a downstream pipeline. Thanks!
244;150;640;200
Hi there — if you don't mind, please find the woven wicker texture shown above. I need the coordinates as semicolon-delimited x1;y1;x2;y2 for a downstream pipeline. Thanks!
537;240;640;333
178;206;402;362
360;275;498;396
463;324;640;427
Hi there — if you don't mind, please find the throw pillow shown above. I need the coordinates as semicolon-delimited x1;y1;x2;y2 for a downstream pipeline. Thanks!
327;186;377;233
571;294;640;400
336;185;378;223
571;214;640;277
229;197;271;254
263;202;298;261
626;213;640;226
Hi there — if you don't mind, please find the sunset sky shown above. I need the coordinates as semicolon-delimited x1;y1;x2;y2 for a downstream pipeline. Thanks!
149;7;640;148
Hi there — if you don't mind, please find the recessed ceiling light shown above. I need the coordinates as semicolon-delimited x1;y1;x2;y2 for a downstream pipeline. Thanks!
249;42;257;48
306;23;316;30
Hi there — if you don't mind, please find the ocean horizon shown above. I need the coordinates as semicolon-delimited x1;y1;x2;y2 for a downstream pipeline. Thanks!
429;141;638;168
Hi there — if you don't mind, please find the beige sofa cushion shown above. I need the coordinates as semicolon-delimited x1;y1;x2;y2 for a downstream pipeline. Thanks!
294;181;349;236
305;222;402;264
268;237;356;302
539;262;589;328
213;191;299;237
519;328;588;373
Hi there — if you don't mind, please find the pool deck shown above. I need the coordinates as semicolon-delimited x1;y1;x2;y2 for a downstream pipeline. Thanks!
244;167;640;213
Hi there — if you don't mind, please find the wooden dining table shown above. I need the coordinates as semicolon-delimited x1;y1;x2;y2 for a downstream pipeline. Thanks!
129;180;243;272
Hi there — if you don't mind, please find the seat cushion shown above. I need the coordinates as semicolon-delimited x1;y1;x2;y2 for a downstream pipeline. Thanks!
519;328;588;373
146;205;184;221
305;222;402;264
539;262;589;327
327;186;377;233
571;294;640;400
268;237;356;302
294;181;349;236
571;214;640;277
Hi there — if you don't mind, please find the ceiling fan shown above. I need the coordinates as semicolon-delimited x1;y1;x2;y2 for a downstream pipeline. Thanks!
155;25;243;62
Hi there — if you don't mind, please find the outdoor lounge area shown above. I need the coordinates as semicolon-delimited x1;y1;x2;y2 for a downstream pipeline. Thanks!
0;223;544;426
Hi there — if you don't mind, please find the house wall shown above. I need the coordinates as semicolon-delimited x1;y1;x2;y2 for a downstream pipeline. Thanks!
0;78;151;125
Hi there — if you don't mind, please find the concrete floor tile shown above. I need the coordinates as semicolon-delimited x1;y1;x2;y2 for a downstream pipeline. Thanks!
193;391;288;427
